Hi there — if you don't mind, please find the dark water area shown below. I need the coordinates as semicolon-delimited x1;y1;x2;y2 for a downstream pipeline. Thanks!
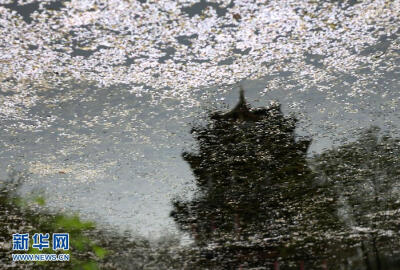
1;0;400;269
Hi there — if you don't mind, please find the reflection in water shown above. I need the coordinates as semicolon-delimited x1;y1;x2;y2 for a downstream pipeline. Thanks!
171;91;400;269
2;92;400;269
314;128;400;270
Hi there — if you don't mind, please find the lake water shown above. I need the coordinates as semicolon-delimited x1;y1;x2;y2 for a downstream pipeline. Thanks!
0;0;399;241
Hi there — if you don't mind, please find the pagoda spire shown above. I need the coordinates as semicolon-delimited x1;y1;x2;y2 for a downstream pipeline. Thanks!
212;86;260;121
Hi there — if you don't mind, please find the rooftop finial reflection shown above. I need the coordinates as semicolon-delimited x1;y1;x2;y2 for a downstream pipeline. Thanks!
211;85;280;122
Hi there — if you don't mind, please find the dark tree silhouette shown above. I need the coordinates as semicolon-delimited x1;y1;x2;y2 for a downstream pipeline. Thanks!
313;127;400;270
171;89;341;268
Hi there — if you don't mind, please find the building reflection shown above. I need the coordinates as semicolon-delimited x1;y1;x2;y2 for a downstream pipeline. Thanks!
171;89;342;269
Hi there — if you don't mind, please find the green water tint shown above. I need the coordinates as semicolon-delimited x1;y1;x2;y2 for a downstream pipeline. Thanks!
0;184;106;270
0;174;185;269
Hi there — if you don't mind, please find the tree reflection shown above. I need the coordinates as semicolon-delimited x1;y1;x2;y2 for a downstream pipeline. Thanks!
314;127;400;270
171;89;342;268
